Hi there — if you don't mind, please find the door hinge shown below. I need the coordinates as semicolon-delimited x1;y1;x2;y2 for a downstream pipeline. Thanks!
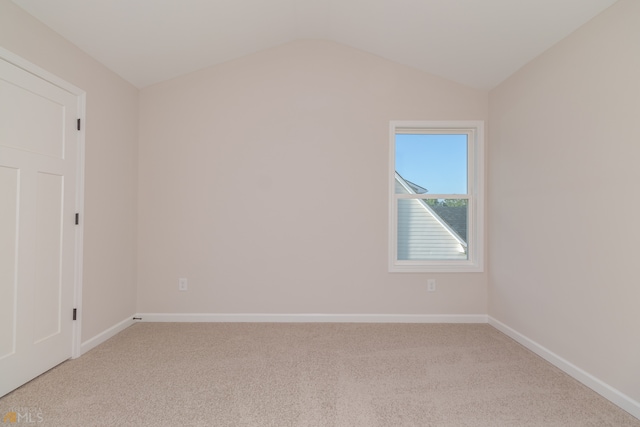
73;308;77;321
75;213;79;225
77;118;81;131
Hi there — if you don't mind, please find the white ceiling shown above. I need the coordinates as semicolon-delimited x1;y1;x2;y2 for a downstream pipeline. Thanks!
12;0;618;89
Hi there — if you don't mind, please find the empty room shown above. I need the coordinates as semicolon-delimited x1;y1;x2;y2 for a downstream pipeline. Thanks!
1;0;639;425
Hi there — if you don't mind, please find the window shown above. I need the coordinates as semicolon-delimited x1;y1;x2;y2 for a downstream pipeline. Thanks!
389;121;484;272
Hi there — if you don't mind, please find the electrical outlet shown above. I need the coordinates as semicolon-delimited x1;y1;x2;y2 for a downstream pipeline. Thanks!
178;278;188;291
427;279;436;292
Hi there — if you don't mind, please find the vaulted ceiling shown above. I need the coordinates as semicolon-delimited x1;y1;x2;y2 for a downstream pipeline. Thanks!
12;0;618;89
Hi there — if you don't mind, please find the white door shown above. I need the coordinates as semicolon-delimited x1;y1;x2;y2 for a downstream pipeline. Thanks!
0;53;83;397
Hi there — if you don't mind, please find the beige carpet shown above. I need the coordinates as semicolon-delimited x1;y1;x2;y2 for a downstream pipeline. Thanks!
1;323;638;426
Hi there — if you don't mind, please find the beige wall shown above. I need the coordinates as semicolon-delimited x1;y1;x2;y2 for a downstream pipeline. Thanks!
489;0;640;404
138;40;488;315
0;1;139;342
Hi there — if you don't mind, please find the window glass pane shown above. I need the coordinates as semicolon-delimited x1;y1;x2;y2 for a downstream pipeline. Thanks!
395;134;467;194
397;198;468;261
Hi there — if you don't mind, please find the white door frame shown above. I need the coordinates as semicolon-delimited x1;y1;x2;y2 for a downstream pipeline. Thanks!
0;47;86;359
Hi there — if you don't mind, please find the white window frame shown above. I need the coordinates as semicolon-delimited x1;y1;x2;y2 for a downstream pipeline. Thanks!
389;120;484;272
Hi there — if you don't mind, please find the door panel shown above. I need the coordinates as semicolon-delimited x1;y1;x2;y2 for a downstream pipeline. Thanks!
0;166;19;360
0;77;66;158
0;55;80;397
33;172;64;343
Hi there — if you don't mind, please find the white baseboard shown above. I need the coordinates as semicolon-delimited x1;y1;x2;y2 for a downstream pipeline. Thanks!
488;316;640;420
80;315;136;356
135;313;488;324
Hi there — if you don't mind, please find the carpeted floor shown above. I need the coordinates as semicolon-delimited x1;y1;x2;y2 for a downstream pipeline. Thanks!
1;323;638;426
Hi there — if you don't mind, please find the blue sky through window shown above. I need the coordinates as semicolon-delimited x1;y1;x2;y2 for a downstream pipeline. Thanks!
395;134;467;194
